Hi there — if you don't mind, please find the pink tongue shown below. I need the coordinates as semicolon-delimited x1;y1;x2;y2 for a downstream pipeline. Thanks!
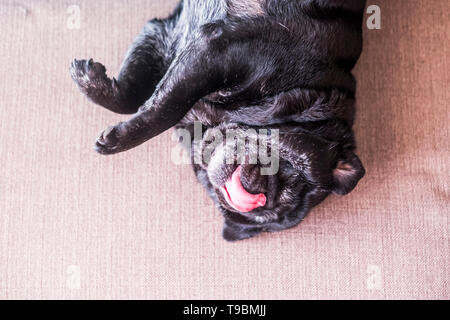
221;166;266;213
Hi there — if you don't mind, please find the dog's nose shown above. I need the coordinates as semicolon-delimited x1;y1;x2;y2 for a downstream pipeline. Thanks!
220;166;266;212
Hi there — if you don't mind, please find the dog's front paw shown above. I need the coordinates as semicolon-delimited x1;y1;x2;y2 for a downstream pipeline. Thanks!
95;123;128;155
70;59;115;99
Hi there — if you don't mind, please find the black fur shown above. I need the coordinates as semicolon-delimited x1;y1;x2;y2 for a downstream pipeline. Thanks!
71;0;366;241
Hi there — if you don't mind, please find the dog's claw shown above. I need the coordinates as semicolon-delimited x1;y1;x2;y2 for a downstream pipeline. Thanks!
95;126;117;150
94;122;131;155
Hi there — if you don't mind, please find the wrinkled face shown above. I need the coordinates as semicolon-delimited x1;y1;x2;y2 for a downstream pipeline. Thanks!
195;124;365;241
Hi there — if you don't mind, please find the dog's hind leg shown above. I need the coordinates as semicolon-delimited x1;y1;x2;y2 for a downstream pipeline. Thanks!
70;12;179;114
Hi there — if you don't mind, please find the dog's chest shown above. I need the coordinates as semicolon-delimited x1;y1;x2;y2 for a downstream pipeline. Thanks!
226;0;265;17
182;0;265;19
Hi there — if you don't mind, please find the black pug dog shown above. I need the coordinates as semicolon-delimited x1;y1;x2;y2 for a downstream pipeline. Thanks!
70;0;366;241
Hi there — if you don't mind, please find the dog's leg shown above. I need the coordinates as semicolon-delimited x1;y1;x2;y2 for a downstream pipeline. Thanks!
70;17;177;114
94;23;246;155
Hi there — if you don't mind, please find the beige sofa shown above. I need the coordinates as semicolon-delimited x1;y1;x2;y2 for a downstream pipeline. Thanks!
0;0;447;299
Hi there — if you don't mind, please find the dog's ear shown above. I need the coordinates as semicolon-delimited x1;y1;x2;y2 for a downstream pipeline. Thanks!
279;133;365;194
222;220;263;242
332;151;365;195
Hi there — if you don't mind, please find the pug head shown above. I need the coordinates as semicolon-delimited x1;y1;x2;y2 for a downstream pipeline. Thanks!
194;123;365;241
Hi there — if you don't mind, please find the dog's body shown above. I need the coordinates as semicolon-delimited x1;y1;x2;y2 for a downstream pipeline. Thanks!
71;0;367;241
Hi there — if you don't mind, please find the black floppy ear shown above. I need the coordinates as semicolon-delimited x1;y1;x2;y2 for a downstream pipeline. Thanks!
332;151;365;195
222;221;263;242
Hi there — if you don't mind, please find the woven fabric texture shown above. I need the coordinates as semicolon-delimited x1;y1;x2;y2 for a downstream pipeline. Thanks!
0;0;448;299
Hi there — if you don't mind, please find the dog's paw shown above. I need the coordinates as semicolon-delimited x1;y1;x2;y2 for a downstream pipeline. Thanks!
94;122;129;155
70;59;115;99
95;124;123;155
